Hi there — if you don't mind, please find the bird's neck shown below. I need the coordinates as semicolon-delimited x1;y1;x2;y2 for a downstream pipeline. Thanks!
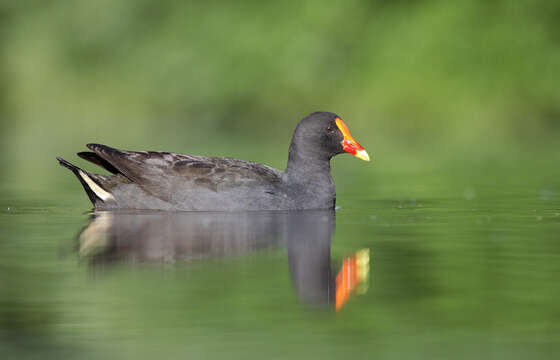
285;141;332;177
283;141;336;209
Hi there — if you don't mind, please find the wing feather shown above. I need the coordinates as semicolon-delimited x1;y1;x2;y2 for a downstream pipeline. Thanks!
85;143;282;202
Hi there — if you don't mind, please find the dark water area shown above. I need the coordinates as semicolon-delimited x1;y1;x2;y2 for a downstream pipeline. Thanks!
1;181;560;359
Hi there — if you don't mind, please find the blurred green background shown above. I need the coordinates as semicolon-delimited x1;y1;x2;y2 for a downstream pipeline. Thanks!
1;0;559;195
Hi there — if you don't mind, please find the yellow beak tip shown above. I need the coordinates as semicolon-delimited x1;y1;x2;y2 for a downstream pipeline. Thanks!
355;149;370;162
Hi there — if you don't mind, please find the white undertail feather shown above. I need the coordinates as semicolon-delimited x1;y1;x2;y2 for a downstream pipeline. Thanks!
78;170;115;201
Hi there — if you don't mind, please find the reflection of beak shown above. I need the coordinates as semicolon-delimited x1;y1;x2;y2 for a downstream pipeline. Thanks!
335;248;370;311
335;117;370;162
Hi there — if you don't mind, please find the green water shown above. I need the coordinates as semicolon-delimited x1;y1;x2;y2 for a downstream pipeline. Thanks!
1;159;560;360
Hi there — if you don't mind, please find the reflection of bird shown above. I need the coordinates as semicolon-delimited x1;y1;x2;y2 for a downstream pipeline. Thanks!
57;112;369;211
78;210;369;310
78;211;287;264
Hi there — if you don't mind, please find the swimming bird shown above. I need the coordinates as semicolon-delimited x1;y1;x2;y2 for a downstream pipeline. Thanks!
56;112;369;210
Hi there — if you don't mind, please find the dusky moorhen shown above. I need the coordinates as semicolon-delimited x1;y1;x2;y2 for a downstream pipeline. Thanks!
57;112;369;210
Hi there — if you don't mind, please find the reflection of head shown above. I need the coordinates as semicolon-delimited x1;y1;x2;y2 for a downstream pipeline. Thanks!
286;211;335;307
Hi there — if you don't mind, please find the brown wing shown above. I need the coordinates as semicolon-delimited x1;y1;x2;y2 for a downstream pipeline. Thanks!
85;143;282;201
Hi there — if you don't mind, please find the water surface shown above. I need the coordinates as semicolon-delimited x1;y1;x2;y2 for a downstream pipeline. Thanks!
1;181;559;359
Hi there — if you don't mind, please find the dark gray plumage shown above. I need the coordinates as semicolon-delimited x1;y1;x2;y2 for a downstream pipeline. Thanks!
56;112;369;210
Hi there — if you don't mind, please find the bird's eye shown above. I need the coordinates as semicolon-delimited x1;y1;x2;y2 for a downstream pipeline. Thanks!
326;125;334;133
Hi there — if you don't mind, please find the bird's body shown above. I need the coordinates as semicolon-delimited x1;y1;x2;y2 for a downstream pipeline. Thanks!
57;112;369;211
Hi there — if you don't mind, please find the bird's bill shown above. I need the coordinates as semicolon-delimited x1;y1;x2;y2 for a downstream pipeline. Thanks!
335;117;370;162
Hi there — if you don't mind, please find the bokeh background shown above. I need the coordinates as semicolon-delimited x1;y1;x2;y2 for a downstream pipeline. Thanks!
1;1;560;359
1;0;559;197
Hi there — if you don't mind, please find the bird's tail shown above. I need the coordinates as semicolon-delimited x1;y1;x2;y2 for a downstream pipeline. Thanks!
56;157;115;205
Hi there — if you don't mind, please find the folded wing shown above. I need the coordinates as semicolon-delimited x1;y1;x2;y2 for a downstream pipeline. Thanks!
84;143;282;202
